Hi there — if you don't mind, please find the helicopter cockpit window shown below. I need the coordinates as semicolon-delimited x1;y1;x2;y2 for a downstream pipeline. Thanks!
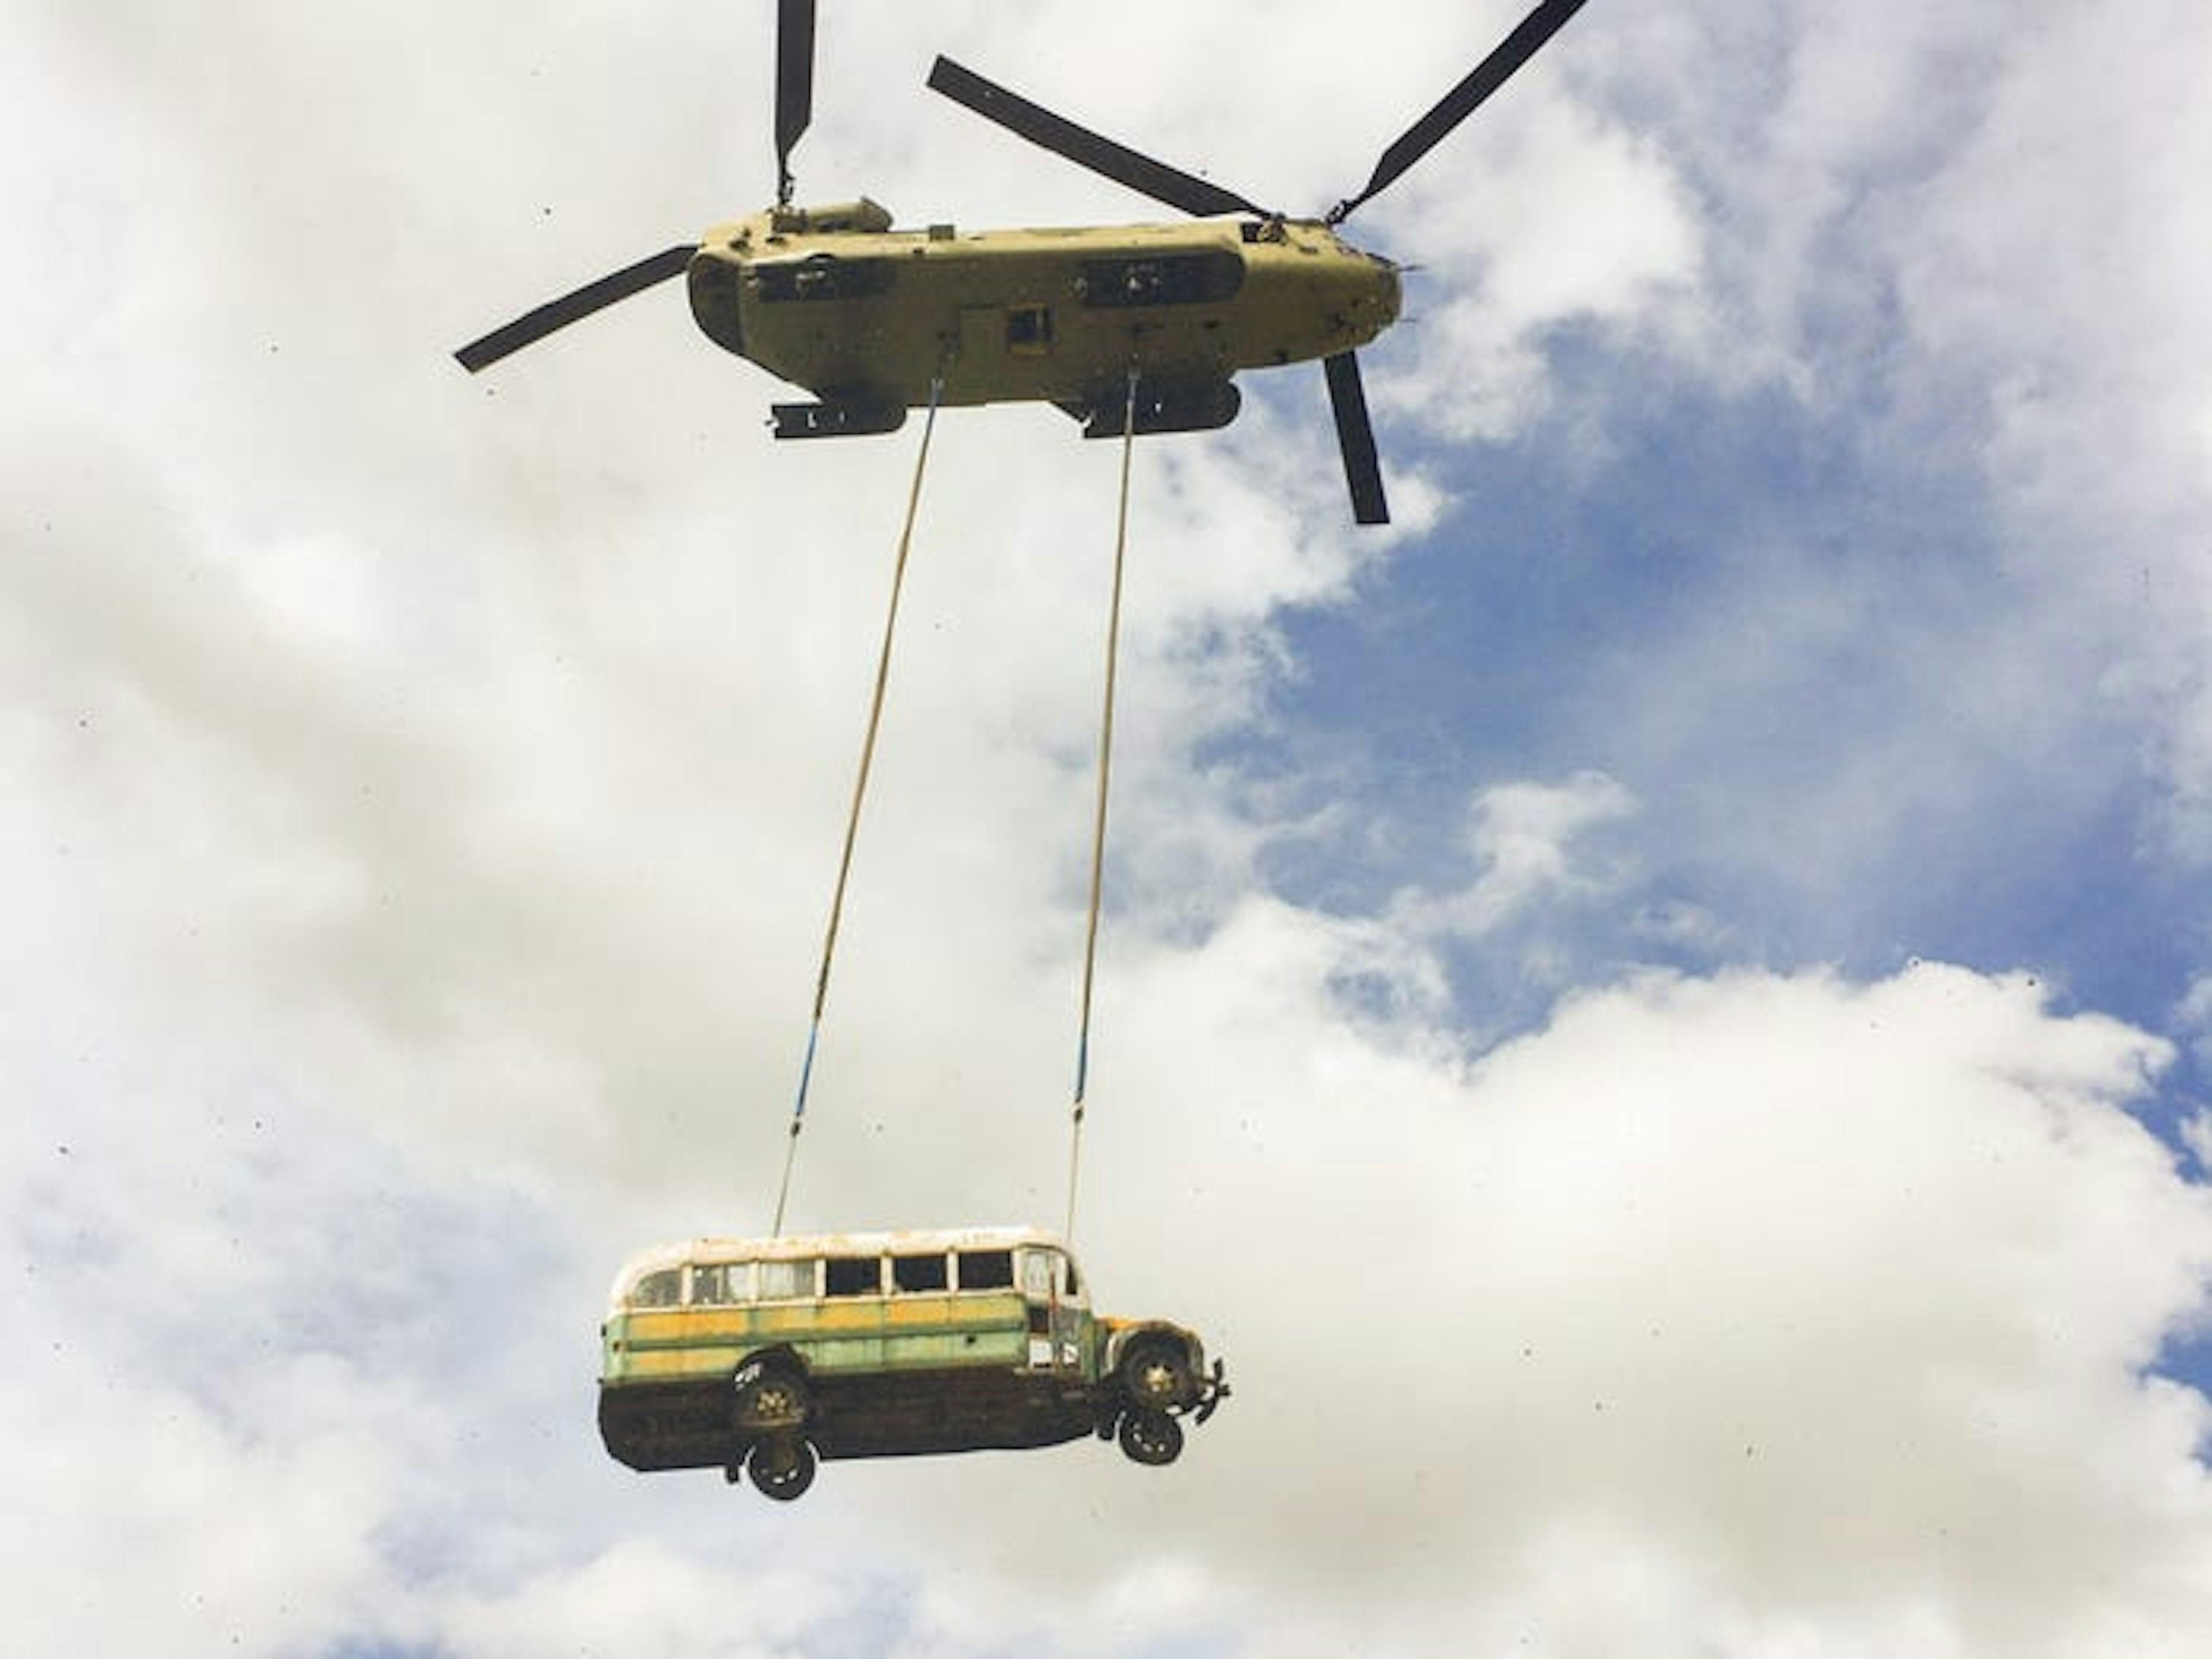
892;1252;949;1293
825;1256;882;1298
757;1259;817;1301
955;1249;1013;1291
630;1267;681;1309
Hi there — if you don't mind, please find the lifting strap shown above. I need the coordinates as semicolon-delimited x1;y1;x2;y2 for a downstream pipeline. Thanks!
771;370;946;1236
1065;367;1140;1241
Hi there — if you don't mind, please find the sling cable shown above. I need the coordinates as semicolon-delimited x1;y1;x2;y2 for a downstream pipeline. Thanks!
770;367;945;1236
768;363;1142;1243
1065;365;1141;1243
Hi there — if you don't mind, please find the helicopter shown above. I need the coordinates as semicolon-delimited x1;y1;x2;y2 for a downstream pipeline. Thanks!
455;0;1590;525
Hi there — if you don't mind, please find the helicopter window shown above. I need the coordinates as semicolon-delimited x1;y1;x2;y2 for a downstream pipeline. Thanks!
955;1249;1013;1291
892;1252;949;1293
1005;305;1053;354
630;1268;681;1309
757;1259;817;1301
825;1256;882;1298
755;257;897;304
1076;251;1244;309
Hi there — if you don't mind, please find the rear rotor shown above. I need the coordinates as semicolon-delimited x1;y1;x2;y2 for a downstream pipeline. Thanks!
453;0;821;373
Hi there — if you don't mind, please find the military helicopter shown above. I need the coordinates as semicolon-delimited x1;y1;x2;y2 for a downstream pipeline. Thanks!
456;0;1589;525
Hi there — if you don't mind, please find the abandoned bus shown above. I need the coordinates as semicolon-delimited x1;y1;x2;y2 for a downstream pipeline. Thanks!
597;1225;1227;1499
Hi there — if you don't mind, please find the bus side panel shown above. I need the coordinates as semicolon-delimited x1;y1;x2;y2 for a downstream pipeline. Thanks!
601;1293;1035;1383
597;1290;1087;1470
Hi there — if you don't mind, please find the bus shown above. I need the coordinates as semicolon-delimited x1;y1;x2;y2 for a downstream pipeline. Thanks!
597;1225;1228;1499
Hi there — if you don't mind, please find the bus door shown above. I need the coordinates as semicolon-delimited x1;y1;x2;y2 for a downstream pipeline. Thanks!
1020;1248;1086;1373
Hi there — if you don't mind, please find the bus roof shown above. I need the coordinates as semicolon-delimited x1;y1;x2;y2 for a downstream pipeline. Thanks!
606;1224;1073;1305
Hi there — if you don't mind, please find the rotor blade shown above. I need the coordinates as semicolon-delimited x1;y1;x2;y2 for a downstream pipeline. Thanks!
454;244;695;373
927;55;1270;220
1328;0;1589;224
1323;351;1389;526
775;0;816;203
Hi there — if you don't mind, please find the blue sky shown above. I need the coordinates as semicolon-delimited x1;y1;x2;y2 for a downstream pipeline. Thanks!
8;1;2212;1654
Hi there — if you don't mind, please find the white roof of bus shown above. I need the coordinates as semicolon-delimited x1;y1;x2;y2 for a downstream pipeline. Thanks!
607;1224;1069;1304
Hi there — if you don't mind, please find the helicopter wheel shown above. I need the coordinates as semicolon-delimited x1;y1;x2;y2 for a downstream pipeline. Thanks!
1118;1409;1184;1467
747;1436;818;1502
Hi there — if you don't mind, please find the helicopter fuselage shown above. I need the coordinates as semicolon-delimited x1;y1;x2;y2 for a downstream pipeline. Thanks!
684;200;1399;436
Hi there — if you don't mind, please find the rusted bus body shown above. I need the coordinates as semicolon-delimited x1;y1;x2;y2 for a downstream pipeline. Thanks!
598;1225;1222;1488
684;204;1400;423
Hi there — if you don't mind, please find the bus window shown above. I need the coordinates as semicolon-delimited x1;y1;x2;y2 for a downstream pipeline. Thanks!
1021;1251;1055;1298
892;1252;948;1293
1062;1258;1082;1300
758;1259;817;1301
956;1249;1013;1291
825;1257;881;1298
692;1262;753;1305
630;1267;681;1309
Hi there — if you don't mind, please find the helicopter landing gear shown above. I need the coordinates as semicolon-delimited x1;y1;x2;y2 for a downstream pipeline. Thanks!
771;397;907;439
1071;378;1239;438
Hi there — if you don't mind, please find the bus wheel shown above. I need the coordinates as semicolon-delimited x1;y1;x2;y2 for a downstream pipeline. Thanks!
747;1436;817;1501
1118;1408;1184;1467
1119;1340;1193;1410
734;1359;809;1430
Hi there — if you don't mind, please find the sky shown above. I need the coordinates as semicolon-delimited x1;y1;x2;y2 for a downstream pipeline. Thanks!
8;1;2212;1655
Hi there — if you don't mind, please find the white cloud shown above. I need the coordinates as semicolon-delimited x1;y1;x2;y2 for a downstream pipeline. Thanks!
2186;1112;2212;1180
1406;770;1640;940
438;1542;839;1659
1374;90;1706;441
1588;0;2212;865
2177;978;2212;1075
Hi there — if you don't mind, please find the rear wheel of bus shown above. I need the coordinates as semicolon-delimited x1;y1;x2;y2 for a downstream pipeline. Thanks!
733;1355;810;1431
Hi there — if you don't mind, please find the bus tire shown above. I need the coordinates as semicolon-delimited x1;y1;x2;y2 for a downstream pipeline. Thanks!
733;1357;810;1431
1118;1338;1193;1410
747;1435;817;1501
1118;1408;1184;1467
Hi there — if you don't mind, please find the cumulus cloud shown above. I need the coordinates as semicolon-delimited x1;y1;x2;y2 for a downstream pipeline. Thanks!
1579;0;2212;867
1395;770;1640;941
1157;956;2212;1649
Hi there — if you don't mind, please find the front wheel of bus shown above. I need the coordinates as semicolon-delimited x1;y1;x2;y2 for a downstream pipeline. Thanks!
1118;1409;1184;1467
1119;1339;1194;1410
747;1436;817;1501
